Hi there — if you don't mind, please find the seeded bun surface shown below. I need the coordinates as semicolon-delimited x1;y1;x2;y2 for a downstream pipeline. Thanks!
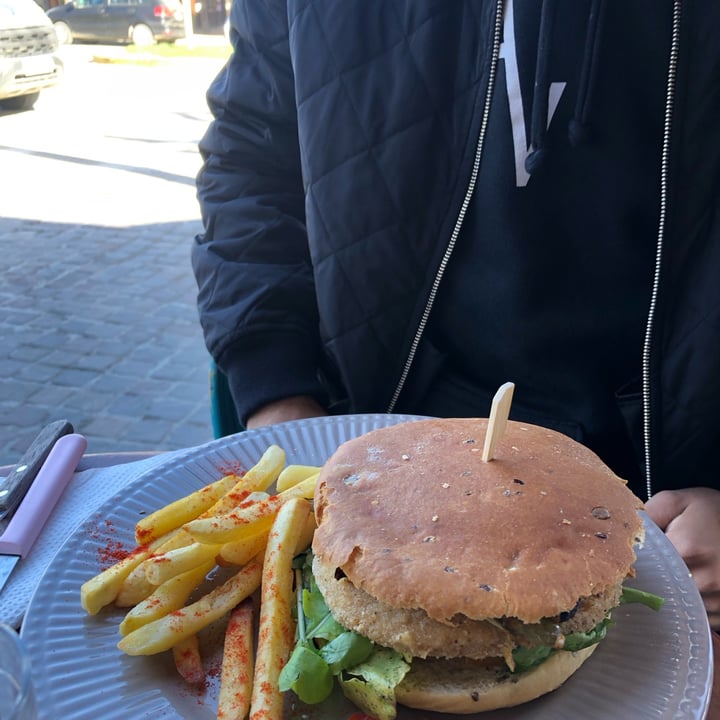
312;417;644;624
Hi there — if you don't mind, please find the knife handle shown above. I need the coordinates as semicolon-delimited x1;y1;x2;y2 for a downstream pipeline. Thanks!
0;419;74;519
0;434;87;557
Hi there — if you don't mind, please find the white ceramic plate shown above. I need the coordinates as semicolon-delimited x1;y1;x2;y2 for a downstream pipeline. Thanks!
21;415;713;719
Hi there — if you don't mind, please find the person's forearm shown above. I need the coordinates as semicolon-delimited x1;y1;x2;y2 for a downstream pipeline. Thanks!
245;396;328;430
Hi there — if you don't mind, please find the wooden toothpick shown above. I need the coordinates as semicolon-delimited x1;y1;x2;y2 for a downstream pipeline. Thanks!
481;382;515;462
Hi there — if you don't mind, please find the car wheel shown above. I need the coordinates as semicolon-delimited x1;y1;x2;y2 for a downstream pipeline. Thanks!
130;23;155;47
53;21;73;45
0;92;40;112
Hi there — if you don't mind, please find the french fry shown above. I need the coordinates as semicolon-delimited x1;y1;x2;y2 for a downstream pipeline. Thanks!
279;474;318;501
173;634;205;685
218;531;268;567
135;472;243;545
118;558;263;656
186;476;318;546
144;541;222;586
115;528;195;607
276;465;320;493
81;533;170;615
186;497;279;546
122;441;284;573
217;498;315;566
217;599;255;720
230;444;286;493
118;559;216;636
120;475;273;601
249;498;312;720
295;509;318;555
114;567;157;608
114;448;283;606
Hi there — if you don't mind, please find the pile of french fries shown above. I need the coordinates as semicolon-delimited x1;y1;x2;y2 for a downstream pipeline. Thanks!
80;444;322;720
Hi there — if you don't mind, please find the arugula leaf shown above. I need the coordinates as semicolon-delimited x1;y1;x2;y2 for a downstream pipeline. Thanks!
512;617;612;673
620;586;665;611
562;617;611;651
512;644;554;673
308;603;346;641
511;584;664;676
320;631;374;673
279;643;334;703
299;557;346;640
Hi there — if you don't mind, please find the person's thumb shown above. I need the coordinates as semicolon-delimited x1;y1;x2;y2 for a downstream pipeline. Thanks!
644;489;691;530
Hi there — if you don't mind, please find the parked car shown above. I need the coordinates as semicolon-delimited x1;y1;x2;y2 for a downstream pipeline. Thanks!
47;0;184;47
0;0;63;111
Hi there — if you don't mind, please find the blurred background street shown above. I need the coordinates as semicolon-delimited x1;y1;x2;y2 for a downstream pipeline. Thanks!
0;41;229;465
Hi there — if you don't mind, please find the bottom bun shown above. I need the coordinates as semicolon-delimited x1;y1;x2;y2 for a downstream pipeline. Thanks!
395;645;598;714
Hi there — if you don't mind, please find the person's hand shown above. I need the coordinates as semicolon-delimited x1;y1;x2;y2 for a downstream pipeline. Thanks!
245;395;327;430
645;487;720;628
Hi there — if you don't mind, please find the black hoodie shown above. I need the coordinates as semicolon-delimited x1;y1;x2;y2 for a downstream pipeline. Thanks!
426;0;673;492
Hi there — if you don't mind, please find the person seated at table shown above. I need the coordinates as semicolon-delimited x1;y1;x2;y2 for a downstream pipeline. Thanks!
191;1;720;628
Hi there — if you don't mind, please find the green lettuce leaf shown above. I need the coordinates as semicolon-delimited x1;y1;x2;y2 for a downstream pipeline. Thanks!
339;648;411;720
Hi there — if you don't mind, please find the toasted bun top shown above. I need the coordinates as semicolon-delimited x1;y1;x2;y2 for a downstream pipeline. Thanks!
312;418;644;624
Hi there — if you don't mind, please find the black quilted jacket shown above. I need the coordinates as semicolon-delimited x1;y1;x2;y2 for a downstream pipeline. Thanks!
193;0;720;497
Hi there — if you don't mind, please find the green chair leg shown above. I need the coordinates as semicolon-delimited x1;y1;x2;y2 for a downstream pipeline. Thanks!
209;359;242;438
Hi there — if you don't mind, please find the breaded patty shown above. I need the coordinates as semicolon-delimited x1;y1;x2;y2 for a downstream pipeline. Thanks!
313;555;620;662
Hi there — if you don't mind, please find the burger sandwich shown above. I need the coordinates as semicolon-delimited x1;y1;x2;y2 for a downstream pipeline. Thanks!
280;417;663;717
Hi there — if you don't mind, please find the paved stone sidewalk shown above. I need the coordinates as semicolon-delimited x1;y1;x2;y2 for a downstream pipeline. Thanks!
0;45;231;467
0;216;215;466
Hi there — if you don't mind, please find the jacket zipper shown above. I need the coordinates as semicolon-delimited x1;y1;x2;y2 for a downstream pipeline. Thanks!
389;0;681;501
641;0;682;501
387;0;505;413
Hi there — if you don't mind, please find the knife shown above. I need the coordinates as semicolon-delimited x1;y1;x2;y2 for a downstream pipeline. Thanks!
0;433;87;593
0;419;74;521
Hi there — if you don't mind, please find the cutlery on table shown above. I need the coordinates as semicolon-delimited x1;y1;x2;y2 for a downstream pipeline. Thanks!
0;433;87;593
0;419;74;522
